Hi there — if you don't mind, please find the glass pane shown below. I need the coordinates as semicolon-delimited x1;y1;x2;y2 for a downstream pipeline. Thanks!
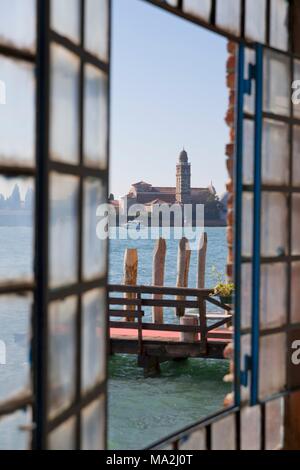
0;57;35;167
51;0;80;44
48;296;77;418
84;64;108;168
291;262;300;324
261;192;288;257
183;0;211;21
265;397;284;450
245;0;266;43
264;50;290;116
241;263;252;330
270;0;289;51
0;294;32;402
50;44;80;164
242;192;253;257
241;405;261;450
211;414;236;450
178;428;206;450
49;173;79;288
216;0;241;35
165;0;178;6
81;396;105;450
243;119;254;185
160;443;174;450
293;62;300;120
260;263;287;328
262;119;289;185
83;178;106;280
48;417;76;450
0;408;32;450
259;333;286;400
292;194;300;255
293;125;300;186
82;289;106;393
85;0;109;62
0;0;36;52
0;177;34;284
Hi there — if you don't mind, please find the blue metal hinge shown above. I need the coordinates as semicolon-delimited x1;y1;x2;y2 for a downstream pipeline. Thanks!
240;354;252;387
243;63;256;96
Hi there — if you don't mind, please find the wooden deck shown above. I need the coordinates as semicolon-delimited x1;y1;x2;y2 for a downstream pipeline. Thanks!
109;284;233;375
110;327;231;359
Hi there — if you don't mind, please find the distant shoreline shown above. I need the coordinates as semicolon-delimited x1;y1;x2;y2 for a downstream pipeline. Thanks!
111;217;227;228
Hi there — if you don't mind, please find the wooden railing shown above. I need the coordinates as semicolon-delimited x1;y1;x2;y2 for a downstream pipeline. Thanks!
108;284;233;355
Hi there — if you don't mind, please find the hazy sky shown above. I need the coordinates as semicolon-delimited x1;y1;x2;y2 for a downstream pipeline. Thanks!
110;0;229;198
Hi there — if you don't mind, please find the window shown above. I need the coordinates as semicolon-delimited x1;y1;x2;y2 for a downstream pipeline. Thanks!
0;0;110;450
0;0;299;451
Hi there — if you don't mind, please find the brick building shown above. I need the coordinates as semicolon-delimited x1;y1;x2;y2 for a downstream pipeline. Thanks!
120;150;225;226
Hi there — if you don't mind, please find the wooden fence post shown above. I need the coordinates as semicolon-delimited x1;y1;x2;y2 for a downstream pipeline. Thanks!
176;237;191;317
152;238;166;324
197;232;208;289
123;248;138;321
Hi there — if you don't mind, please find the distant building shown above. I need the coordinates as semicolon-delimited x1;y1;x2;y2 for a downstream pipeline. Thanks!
120;150;226;226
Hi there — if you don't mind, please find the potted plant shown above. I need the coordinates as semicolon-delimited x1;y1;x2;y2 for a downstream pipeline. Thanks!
211;267;235;305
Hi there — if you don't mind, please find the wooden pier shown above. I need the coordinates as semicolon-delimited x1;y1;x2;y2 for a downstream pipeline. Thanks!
109;284;233;376
108;234;233;376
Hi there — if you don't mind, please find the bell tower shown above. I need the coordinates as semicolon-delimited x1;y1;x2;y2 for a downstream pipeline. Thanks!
176;149;191;204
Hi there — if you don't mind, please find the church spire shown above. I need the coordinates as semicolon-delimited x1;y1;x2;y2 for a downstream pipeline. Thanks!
176;148;191;203
179;148;188;163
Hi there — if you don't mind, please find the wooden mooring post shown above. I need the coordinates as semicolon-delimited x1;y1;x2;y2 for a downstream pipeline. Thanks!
123;248;138;321
198;232;208;289
175;237;191;317
197;232;208;341
152;238;166;324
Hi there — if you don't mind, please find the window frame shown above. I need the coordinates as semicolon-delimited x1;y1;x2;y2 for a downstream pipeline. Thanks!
33;0;111;450
0;0;299;451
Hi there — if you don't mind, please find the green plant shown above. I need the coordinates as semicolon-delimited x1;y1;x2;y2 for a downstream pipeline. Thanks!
211;266;235;298
212;282;235;298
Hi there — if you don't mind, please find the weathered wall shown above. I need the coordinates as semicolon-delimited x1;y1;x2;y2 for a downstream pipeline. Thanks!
222;41;236;408
225;41;236;282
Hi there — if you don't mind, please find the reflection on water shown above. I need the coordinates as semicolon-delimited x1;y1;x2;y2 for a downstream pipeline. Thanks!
108;354;230;450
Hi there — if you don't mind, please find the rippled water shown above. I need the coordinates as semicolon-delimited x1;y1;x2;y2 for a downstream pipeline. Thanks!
108;355;230;450
108;227;231;449
0;226;230;450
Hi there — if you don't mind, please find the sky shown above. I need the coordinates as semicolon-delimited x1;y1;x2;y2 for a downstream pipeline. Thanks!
110;0;229;198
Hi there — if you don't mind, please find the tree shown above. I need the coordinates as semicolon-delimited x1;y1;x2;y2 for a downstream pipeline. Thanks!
6;184;21;210
24;187;34;210
0;194;5;209
204;192;221;221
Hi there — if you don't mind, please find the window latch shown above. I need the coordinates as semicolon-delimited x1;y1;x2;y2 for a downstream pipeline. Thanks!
240;354;252;387
243;63;256;95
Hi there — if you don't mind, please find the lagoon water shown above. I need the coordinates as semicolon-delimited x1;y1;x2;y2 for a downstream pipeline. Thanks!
0;226;230;449
108;227;230;449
